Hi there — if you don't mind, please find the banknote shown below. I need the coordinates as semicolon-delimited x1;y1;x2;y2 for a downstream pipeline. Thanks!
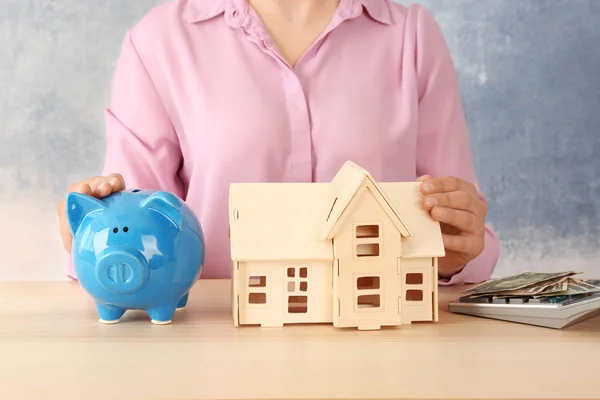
490;281;568;299
536;280;568;294
483;276;569;297
461;273;600;301
462;271;580;295
532;278;600;298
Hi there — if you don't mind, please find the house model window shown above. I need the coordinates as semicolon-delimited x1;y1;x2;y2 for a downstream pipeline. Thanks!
355;223;381;258
356;275;382;310
406;272;424;301
287;265;308;314
228;161;445;330
247;274;268;305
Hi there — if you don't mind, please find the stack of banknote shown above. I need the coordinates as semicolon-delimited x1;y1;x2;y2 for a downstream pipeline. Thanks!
460;271;600;301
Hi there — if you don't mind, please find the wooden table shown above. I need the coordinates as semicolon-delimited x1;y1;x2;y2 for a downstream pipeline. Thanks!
0;280;598;400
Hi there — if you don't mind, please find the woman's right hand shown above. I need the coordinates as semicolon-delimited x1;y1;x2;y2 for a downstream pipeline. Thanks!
57;173;126;254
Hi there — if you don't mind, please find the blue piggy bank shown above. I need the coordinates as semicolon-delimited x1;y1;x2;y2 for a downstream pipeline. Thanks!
66;189;205;325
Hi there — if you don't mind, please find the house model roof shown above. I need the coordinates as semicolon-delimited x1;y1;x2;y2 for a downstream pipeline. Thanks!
321;160;412;240
228;161;445;261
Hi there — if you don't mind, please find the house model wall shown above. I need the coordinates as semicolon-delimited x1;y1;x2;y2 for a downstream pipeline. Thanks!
228;161;445;330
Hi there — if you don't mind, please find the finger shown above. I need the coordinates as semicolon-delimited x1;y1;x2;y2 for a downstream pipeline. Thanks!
92;174;125;197
106;173;126;191
442;233;484;258
67;181;93;196
422;190;479;214
421;176;476;195
431;206;479;234
69;174;125;198
417;174;432;182
86;176;111;196
95;181;112;197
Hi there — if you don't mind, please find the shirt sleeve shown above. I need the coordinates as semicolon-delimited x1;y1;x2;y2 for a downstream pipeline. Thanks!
101;29;185;197
66;29;184;280
411;6;500;285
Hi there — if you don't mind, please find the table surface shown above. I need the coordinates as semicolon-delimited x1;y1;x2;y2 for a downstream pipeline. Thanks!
0;280;598;400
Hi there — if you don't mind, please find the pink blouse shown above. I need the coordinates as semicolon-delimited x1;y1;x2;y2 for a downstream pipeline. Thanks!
67;0;500;285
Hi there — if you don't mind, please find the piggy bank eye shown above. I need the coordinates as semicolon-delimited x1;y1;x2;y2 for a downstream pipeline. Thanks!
113;227;118;233
123;227;129;233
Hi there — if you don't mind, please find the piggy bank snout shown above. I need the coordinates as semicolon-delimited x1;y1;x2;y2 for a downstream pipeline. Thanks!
95;248;149;295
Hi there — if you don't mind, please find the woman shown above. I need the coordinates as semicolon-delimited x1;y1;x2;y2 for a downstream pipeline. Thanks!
57;0;499;285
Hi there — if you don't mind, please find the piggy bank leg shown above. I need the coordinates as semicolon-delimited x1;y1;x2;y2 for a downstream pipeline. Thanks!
147;304;177;325
96;303;126;324
176;292;189;311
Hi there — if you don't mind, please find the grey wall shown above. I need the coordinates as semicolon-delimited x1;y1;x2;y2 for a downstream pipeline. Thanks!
1;0;598;280
415;0;600;276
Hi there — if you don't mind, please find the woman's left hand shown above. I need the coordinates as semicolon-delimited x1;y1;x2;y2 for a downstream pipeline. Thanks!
418;175;488;278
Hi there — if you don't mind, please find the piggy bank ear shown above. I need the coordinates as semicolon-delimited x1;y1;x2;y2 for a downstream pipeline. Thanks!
141;191;183;229
66;192;106;236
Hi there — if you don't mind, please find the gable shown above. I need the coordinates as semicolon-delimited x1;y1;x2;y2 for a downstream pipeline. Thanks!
321;162;412;240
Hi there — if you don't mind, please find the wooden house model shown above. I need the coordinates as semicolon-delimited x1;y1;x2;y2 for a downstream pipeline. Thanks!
228;161;445;330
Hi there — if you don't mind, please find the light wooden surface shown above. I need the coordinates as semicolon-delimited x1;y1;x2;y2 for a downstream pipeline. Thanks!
0;280;598;400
